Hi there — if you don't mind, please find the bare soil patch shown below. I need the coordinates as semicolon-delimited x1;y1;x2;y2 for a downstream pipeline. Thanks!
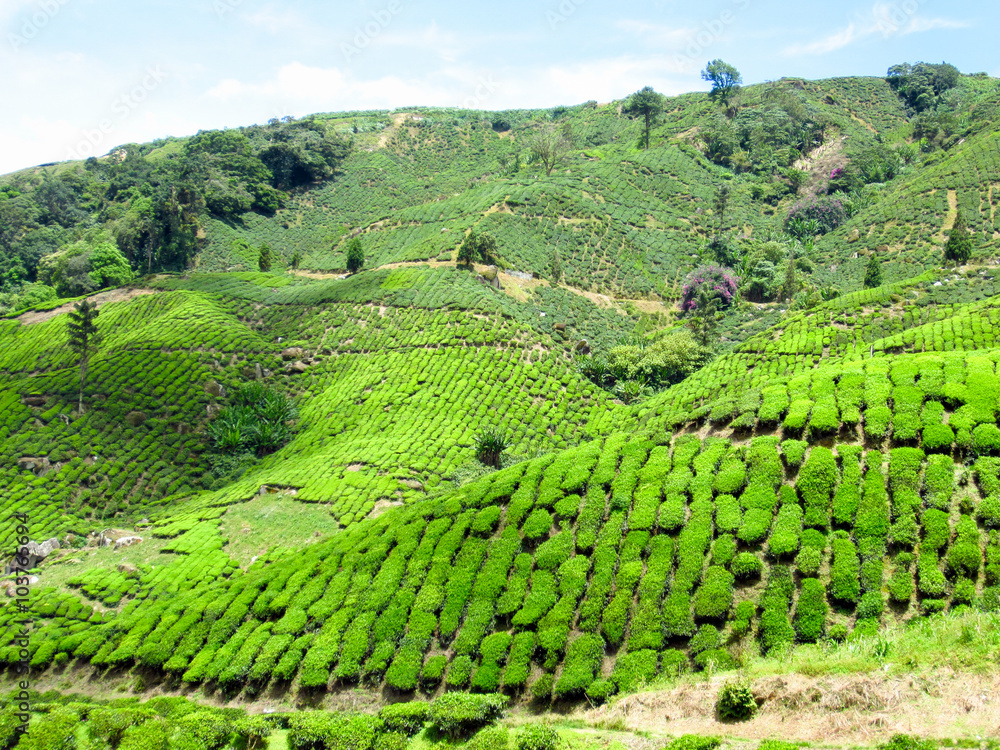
17;288;158;325
579;671;1000;745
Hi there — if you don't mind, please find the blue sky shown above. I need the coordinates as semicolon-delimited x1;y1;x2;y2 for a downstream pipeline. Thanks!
0;0;991;174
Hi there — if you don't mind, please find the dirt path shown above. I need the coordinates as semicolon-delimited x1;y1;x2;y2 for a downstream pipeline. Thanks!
579;670;1000;745
17;288;159;326
293;261;673;317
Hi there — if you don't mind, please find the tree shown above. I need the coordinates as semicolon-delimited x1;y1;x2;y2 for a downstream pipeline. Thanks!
67;300;100;414
346;237;365;274
625;86;666;150
290;251;302;270
944;209;973;264
685;287;719;346
257;244;272;272
529;124;572;176
551;246;563;283
702;60;743;106
457;230;479;266
782;253;799;301
457;230;499;266
863;252;883;288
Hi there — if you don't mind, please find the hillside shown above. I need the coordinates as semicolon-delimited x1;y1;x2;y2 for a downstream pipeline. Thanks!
3;67;1000;750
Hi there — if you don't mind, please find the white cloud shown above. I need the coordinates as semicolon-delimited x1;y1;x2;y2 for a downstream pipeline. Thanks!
784;2;970;56
241;6;307;33
615;19;700;48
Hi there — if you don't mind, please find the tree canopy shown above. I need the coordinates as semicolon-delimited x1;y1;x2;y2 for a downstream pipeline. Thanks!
702;60;743;105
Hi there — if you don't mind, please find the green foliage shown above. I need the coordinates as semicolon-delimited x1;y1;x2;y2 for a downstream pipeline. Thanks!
663;736;721;750
346;238;365;274
625;86;667;150
207;382;297;457
475;427;509;469
378;703;428;736
428;694;506;739
944;210;973;264
715;681;757;721
864;253;883;289
702;60;742;105
515;724;560;750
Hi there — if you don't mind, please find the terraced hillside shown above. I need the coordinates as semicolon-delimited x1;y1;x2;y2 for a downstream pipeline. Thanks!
3;70;1000;750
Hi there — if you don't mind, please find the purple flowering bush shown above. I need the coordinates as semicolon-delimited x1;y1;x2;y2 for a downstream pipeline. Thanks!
681;265;739;312
786;196;846;234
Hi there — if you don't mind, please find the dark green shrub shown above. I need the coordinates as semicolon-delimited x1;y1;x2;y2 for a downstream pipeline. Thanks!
979;494;1000;527
515;724;560;750
379;702;429;736
287;712;381;750
715;681;757;721
233;716;271;750
475;428;509;469
428;693;506;739
689;624;721;656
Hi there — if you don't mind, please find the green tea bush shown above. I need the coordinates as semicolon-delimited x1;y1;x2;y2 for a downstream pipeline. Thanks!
972;424;1000;455
730;600;756;637
468;726;511;750
799;447;837;527
611;649;658;693
428;693;506;739
694;567;734;619
730;552;763;579
794;578;827;642
946;515;982;576
530;673;554;701
554;634;604;697
515;724;560;750
379;702;429;736
663;736;721;750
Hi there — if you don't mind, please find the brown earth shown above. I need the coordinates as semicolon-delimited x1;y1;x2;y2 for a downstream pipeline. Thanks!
578;670;1000;745
17;288;158;325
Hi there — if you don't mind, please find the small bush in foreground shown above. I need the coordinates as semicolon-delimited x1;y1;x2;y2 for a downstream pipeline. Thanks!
664;735;722;750
516;724;560;750
715;681;757;721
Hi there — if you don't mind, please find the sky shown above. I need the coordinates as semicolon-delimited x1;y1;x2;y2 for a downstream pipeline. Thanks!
0;0;993;174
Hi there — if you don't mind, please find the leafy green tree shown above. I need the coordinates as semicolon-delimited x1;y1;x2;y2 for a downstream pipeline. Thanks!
458;231;478;266
291;251;302;270
625;86;666;150
685;287;719;346
257;244;272;272
702;60;743;106
529;124;572;176
863;252;883;288
346;237;365;274
67;300;100;413
88;242;134;288
782;253;799;301
944;209;973;264
551;247;563;283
